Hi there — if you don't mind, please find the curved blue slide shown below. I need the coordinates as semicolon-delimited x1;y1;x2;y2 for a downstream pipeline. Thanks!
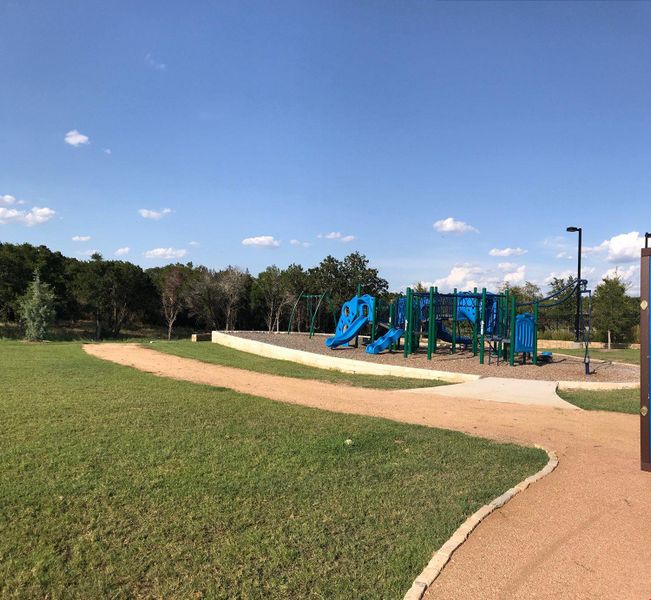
365;327;404;354
436;321;472;346
325;316;369;348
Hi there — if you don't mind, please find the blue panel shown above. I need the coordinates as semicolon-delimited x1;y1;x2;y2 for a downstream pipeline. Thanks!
514;313;535;354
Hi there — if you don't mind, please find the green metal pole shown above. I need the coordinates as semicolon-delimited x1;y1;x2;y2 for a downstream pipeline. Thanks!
427;286;434;360
389;300;396;351
432;287;438;353
502;290;510;360
371;298;377;343
356;284;361;297
509;296;516;366
472;286;478;355
533;302;539;365
452;288;458;353
479;288;486;365
404;288;412;358
287;291;304;334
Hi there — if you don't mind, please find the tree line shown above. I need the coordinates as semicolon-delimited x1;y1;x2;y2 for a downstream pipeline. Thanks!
0;243;387;340
1;242;639;344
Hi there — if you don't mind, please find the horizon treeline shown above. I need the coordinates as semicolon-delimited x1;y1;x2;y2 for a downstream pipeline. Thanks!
0;242;639;343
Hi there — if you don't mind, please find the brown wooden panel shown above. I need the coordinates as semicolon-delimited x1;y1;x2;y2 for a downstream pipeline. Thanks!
641;250;650;470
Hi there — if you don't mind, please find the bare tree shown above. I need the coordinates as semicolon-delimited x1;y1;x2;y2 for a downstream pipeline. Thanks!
160;266;189;340
217;266;249;331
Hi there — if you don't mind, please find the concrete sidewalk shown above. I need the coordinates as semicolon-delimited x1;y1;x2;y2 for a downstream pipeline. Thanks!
403;377;578;410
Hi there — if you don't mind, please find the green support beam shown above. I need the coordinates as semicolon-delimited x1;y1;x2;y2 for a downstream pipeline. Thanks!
472;286;478;355
532;302;539;365
427;286;434;360
479;288;486;365
451;288;458;353
509;296;516;366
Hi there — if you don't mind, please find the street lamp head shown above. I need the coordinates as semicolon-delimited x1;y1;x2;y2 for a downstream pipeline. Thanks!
566;226;580;233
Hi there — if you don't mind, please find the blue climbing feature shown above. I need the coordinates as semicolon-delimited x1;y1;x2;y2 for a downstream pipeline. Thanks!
514;312;536;354
365;327;404;354
325;294;375;349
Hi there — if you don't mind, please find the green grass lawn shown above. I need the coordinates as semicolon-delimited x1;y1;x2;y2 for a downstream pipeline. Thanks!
548;346;640;365
0;342;547;598
557;387;639;414
148;339;448;390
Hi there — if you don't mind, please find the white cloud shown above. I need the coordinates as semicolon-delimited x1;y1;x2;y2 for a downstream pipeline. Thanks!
556;251;572;259
584;231;644;263
602;265;638;292
433;217;478;234
241;235;280;248
138;208;172;220
503;265;526;285
290;239;311;248
544;269;575;284
497;262;516;271
318;231;355;242
72;235;91;242
103;148;112;155
144;247;188;259
145;53;166;71
0;206;55;226
189;240;200;246
1;194;17;205
433;264;483;291
114;247;130;256
489;247;527;257
64;129;89;147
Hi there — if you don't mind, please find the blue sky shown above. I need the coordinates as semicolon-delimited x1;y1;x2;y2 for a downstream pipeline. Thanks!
1;1;650;293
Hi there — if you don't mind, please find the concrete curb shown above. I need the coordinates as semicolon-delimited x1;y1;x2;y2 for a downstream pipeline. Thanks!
556;381;639;391
211;331;480;383
403;446;559;600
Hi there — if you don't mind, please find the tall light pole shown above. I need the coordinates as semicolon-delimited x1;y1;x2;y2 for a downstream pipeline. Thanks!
566;226;582;342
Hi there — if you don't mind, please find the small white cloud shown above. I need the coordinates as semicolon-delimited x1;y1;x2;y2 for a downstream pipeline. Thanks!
497;262;516;271
0;206;56;226
241;235;280;248
189;240;200;247
72;235;91;242
144;247;187;259
1;194;17;205
114;247;130;256
489;247;527;257
290;239;311;247
433;217;478;234
556;251;572;259
145;53;166;71
318;231;355;243
103;148;112;155
138;208;173;220
64;129;90;147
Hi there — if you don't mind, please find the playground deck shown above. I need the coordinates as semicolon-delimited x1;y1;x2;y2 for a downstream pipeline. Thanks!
229;332;638;383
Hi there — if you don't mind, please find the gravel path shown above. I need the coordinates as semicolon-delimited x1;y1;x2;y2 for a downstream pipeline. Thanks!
231;331;639;383
85;343;650;600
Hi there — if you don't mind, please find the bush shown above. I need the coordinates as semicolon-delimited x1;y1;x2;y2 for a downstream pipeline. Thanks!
18;271;56;341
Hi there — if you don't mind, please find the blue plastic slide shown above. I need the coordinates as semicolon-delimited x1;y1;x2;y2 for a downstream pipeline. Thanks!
365;327;404;354
325;316;370;348
436;320;472;346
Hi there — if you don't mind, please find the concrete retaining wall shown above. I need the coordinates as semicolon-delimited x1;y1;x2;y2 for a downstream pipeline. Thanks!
211;331;480;383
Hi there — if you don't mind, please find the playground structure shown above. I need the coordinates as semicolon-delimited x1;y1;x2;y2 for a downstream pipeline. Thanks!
286;292;338;338
323;280;592;370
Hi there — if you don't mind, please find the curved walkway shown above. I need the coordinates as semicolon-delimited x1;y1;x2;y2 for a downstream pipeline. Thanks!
84;344;651;600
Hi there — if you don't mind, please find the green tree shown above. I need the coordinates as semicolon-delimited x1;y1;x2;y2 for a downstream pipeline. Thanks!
592;275;638;347
252;266;287;332
18;271;56;341
149;264;194;339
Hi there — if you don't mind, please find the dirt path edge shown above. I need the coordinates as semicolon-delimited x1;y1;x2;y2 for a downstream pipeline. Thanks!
403;446;559;600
